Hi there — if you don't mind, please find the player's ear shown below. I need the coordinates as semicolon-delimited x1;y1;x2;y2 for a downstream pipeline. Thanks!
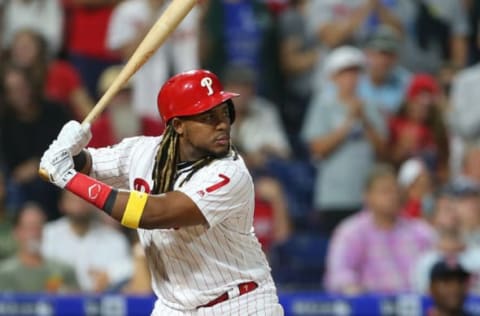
172;118;184;135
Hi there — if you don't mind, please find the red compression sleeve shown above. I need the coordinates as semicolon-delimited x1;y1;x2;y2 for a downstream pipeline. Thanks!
65;173;115;210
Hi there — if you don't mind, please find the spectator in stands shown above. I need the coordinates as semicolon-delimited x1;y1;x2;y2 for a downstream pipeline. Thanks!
42;191;133;293
0;63;71;219
199;0;281;103
449;61;480;177
97;65;140;141
306;0;405;92
62;0;121;99
427;259;472;316
223;65;292;253
1;0;64;56
302;46;387;233
458;142;480;185
0;169;16;260
388;73;450;182
427;185;458;233
413;220;480;295
450;180;480;249
359;24;411;116
226;65;291;169
398;158;434;219
7;29;121;148
0;202;78;293
398;0;470;74
7;29;92;121
107;0;200;136
278;0;319;147
308;0;403;49
122;239;151;294
325;164;435;294
415;181;480;295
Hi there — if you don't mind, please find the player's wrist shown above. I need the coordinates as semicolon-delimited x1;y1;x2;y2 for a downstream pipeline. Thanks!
64;173;117;212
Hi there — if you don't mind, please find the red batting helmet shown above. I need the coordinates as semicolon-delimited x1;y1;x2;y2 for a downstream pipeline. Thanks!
157;69;239;123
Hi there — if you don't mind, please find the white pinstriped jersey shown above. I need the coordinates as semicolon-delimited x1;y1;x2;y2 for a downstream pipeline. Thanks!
87;136;277;311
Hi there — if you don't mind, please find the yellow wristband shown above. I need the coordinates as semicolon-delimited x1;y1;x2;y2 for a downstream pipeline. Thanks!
121;191;148;228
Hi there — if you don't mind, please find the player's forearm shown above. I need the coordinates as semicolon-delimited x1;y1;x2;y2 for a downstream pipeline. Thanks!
63;172;206;229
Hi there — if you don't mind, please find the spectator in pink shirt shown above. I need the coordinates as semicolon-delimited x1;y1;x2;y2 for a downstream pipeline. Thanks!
325;163;436;294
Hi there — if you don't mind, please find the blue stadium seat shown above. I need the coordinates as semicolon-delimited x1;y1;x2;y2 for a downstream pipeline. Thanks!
270;233;330;291
264;158;316;221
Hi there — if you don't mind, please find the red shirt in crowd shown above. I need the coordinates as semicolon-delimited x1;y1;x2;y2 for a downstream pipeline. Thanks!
402;198;422;219
253;197;275;253
389;116;436;155
45;60;81;110
45;60;116;148
62;0;119;60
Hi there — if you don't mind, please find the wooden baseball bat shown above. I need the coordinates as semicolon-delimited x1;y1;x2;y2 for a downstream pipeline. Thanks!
39;0;197;180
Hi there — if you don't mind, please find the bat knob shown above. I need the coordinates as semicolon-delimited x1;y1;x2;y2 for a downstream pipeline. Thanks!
38;168;50;182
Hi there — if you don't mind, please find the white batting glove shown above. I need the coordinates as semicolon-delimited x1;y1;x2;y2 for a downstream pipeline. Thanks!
40;142;77;188
57;120;92;156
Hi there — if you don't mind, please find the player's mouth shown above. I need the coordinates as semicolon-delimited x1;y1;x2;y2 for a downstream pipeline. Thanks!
215;135;229;146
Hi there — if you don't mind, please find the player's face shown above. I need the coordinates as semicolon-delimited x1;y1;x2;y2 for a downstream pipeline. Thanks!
175;103;232;161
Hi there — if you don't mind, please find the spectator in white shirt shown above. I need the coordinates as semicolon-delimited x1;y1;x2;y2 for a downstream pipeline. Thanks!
224;64;291;170
42;191;133;293
1;0;63;55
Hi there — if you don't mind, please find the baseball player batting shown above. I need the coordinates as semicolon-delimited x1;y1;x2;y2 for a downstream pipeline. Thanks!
40;69;284;315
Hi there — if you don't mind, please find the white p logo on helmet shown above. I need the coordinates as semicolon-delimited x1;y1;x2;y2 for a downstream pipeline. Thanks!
200;77;214;96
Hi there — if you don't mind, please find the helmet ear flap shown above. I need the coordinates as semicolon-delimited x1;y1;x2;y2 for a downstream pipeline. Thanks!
227;100;235;124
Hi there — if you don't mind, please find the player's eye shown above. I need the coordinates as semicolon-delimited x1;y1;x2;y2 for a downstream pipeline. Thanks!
201;113;215;123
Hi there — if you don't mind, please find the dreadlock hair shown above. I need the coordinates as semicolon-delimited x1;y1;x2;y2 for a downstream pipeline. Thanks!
151;122;238;194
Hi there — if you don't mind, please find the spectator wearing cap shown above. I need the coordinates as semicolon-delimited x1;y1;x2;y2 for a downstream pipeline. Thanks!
358;24;412;116
427;184;459;234
302;46;387;233
325;164;435;294
449;179;480;249
427;259;473;316
398;158;434;219
412;183;479;295
413;198;480;297
388;73;450;182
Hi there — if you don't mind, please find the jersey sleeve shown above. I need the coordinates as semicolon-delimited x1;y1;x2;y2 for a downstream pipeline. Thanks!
177;161;253;228
87;137;140;189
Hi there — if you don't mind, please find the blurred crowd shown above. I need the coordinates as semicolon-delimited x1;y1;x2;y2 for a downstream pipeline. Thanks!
2;0;480;300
